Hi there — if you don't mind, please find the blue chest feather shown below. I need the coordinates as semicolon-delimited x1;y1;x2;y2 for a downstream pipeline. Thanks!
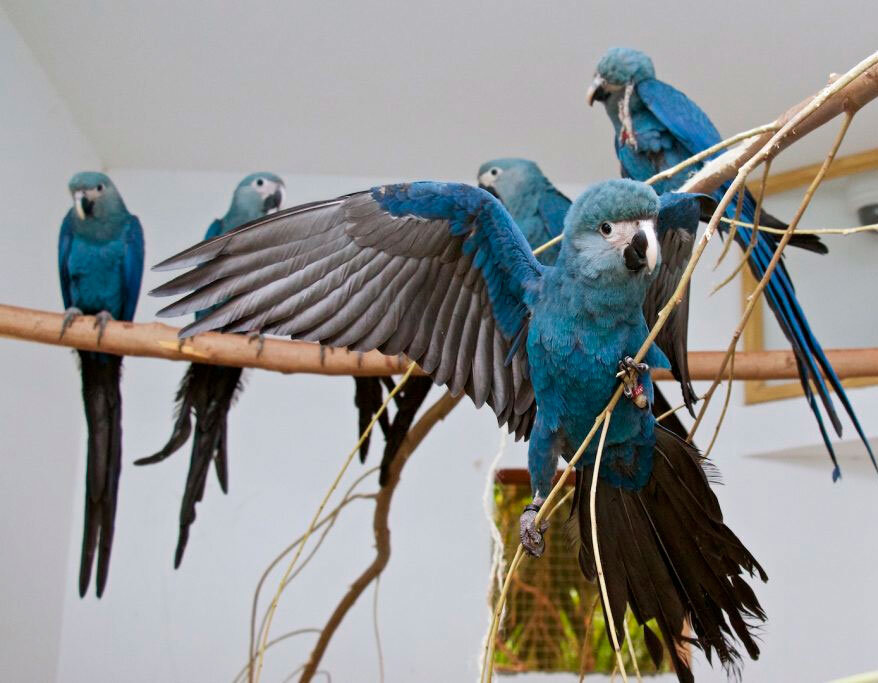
527;267;659;489
67;235;127;318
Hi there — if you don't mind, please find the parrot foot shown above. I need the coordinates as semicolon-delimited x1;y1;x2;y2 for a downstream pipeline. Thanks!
59;307;83;339
93;311;113;345
247;331;266;357
519;499;548;557
617;356;649;410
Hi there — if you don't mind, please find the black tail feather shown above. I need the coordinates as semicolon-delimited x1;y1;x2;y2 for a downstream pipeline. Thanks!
377;376;433;485
651;385;688;442
353;378;391;462
568;426;766;682
758;210;828;254
77;351;124;598
136;362;242;567
353;376;434;485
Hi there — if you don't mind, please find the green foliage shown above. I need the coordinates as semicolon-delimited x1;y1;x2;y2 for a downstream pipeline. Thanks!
491;482;671;675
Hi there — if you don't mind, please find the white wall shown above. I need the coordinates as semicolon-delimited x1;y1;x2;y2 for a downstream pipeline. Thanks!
0;8;102;683
1;8;878;679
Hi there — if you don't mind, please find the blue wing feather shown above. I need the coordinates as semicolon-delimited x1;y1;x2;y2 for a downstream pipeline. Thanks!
536;187;570;241
636;78;722;155
120;214;145;322
58;211;75;310
374;182;543;341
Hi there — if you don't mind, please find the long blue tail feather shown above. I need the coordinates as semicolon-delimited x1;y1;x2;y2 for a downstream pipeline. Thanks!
719;195;874;476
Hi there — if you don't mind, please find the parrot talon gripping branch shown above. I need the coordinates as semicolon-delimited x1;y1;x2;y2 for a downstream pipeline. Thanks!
2;8;878;682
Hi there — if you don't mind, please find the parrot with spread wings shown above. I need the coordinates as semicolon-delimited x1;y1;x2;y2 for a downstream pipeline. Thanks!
153;178;765;681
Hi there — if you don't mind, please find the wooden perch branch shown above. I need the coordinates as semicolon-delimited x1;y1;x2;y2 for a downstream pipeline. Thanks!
0;304;411;376
2;304;877;381
682;57;878;195
299;391;462;682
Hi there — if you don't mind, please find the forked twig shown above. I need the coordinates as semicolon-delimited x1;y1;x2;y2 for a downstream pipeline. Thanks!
298;391;462;682
645;123;780;187
702;346;736;459
712;185;745;271
252;363;418;682
710;159;771;296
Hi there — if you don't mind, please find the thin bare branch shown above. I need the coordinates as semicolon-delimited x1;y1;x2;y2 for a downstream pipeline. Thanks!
299;391;463;682
253;364;418;682
646;123;780;187
722;217;878;236
710;160;772;296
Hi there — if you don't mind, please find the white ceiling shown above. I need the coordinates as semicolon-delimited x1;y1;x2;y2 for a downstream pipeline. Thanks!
5;0;877;184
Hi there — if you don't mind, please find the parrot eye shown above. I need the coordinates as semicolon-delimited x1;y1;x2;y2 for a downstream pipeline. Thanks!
96;184;104;192
490;168;500;176
599;222;613;237
256;178;264;187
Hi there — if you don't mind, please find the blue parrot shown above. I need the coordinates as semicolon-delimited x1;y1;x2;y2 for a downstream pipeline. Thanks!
135;172;285;567
153;178;766;681
587;47;874;477
477;158;569;265
58;172;145;597
478;157;709;415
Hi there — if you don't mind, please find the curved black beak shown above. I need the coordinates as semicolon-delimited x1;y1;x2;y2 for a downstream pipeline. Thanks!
478;182;500;199
623;230;649;272
263;188;283;212
586;77;610;106
74;191;94;220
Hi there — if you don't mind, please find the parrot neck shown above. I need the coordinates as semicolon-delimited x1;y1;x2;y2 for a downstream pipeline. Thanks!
69;210;128;242
543;254;647;328
222;203;265;233
603;86;643;149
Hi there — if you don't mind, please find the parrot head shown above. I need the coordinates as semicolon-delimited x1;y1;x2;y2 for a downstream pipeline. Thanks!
586;47;655;106
477;158;547;203
228;172;286;223
563;179;659;288
68;171;127;221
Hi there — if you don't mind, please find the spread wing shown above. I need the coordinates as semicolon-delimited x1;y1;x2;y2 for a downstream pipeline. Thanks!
646;192;716;412
153;182;544;438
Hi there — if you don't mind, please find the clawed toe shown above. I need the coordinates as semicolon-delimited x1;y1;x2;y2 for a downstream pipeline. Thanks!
60;307;83;339
519;502;549;558
93;311;113;345
617;356;649;410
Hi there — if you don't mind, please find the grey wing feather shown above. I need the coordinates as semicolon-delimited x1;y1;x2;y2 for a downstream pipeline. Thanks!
156;191;535;438
644;227;696;412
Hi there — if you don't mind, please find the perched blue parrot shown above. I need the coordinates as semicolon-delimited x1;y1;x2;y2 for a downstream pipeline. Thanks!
135;172;285;567
477;158;569;265
478;157;710;414
58;172;145;597
153;178;766;680
587;47;874;476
